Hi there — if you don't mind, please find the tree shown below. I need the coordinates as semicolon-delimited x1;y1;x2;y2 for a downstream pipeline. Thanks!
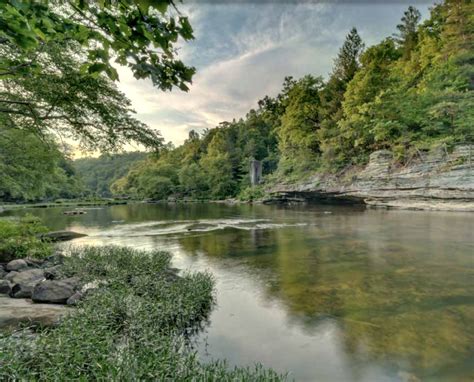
178;163;208;198
0;1;194;151
278;75;324;174
0;127;83;201
332;28;365;84
394;6;421;58
319;28;364;164
0;1;194;90
74;152;147;197
1;41;164;151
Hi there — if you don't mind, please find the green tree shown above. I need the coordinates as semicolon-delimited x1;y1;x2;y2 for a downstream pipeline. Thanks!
319;28;364;165
394;6;421;59
178;163;208;198
0;1;194;89
1;1;194;150
278;75;324;174
74;152;147;197
1;41;164;151
0;128;83;202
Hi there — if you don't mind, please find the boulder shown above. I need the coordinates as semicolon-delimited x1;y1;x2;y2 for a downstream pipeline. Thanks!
32;278;80;304
6;259;28;272
5;269;44;285
10;282;36;298
0;266;7;279
66;291;83;305
25;258;44;268
40;231;87;242
0;296;68;330
0;280;12;295
42;253;66;268
44;265;62;280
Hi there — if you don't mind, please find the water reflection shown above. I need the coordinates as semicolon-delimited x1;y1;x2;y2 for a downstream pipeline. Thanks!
3;204;473;381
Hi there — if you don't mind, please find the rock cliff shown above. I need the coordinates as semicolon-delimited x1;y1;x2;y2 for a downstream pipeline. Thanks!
266;144;474;211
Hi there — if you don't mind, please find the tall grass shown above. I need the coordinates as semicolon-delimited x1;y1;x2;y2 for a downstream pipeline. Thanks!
0;215;52;262
0;246;285;381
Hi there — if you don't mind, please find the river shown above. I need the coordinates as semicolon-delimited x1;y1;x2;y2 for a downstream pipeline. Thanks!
3;203;473;381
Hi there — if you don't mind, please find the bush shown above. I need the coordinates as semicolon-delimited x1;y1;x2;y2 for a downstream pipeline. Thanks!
0;215;52;262
238;185;266;202
0;246;285;381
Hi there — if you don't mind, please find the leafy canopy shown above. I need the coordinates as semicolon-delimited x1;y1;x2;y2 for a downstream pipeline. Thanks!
0;0;195;90
0;0;194;151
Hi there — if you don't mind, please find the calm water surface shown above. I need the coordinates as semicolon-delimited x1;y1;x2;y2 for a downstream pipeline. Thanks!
3;203;474;381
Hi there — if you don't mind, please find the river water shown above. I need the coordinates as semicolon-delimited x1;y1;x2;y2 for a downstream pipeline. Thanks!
3;203;473;381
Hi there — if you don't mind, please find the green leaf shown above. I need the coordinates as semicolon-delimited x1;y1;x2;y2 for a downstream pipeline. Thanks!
88;63;108;75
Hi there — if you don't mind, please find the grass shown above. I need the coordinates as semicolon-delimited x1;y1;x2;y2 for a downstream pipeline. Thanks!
0;246;285;381
0;214;52;262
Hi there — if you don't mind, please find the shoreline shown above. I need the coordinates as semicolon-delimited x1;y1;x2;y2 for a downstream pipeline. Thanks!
0;246;285;380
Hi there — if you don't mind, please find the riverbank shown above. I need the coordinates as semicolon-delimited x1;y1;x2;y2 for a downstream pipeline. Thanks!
265;144;474;211
0;246;284;380
0;198;130;212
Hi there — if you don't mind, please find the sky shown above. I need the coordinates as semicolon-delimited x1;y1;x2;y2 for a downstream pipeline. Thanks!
116;1;433;147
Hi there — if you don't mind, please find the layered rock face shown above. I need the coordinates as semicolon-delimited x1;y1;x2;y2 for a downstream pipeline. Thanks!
268;145;473;211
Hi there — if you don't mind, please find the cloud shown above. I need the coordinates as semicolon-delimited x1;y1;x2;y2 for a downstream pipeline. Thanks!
115;2;432;145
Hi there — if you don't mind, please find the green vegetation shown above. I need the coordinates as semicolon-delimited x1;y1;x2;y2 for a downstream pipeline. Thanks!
0;129;84;203
0;215;52;262
1;1;194;91
0;246;284;381
1;1;196;203
1;0;194;152
113;1;473;201
74;152;147;197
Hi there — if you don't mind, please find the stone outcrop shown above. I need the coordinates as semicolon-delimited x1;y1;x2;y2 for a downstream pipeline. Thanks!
267;144;473;211
0;296;68;329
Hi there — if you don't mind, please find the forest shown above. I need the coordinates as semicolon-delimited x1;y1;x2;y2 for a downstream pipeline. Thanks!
110;1;474;201
0;1;472;203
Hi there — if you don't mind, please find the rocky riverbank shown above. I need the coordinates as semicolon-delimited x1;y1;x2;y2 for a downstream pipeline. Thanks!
266;144;473;211
0;254;83;330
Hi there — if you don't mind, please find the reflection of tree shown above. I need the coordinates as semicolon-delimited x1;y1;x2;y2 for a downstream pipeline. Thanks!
181;217;473;379
7;204;473;379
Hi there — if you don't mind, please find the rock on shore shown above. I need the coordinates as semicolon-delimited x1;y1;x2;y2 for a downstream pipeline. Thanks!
0;256;80;330
266;144;473;211
0;296;68;329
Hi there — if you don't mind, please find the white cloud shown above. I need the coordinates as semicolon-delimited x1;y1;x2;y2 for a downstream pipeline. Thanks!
114;2;432;146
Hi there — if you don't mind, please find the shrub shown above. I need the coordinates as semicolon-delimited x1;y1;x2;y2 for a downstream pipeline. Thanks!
238;185;266;202
0;215;52;262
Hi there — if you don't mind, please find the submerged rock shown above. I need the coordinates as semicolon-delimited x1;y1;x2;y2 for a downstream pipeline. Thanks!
40;231;88;242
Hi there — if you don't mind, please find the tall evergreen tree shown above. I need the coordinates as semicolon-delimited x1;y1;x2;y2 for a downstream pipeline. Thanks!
394;6;421;58
332;27;365;83
319;28;364;164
